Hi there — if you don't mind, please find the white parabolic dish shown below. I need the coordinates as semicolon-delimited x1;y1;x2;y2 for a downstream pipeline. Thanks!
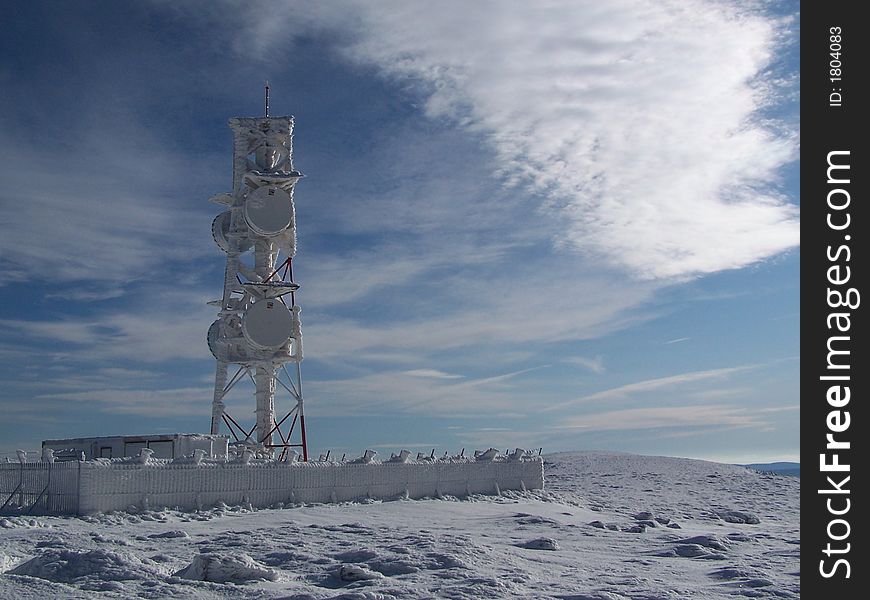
242;300;294;349
211;211;252;253
244;186;293;236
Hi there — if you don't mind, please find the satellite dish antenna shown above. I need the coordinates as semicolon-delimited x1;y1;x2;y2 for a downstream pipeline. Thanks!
244;186;294;236
207;320;229;361
212;211;253;253
241;300;294;349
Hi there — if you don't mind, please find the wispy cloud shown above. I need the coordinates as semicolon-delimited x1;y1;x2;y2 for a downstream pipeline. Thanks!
554;403;780;433
0;119;218;286
544;365;757;412
0;285;216;362
305;265;659;359
563;356;605;374
35;387;213;417
295;0;797;279
403;369;464;380
309;366;543;417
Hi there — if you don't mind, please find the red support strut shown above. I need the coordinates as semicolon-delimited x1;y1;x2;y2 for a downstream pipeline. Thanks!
300;413;309;462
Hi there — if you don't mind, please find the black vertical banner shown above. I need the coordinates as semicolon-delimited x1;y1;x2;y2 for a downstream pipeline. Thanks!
803;2;865;597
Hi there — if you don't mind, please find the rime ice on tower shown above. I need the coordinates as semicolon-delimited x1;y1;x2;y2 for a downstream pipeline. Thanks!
207;100;308;460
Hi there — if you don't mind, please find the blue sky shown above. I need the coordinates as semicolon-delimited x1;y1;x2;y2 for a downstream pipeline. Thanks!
0;1;799;463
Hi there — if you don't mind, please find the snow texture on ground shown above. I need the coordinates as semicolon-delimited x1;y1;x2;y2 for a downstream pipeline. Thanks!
0;451;799;599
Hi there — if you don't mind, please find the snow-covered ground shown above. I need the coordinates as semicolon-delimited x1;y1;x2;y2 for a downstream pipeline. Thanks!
0;451;799;599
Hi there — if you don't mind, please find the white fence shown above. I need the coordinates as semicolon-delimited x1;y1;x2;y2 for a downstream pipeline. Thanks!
1;457;544;515
0;461;80;514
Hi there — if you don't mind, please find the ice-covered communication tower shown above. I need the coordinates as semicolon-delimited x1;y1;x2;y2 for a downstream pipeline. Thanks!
207;86;308;460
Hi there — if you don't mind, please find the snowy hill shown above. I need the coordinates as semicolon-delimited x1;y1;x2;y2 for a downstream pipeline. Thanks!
0;451;799;599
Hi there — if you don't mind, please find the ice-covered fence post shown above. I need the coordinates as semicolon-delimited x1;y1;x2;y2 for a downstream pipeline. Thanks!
137;448;154;464
353;450;376;464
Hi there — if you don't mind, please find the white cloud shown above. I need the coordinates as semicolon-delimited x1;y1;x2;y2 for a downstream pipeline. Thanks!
277;0;799;279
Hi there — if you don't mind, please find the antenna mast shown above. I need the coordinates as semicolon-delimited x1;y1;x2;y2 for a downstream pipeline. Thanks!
207;90;308;460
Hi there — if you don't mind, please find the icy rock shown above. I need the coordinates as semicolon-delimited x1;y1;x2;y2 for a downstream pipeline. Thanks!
589;520;606;529
338;563;386;582
677;535;731;551
519;537;560;550
515;514;558;525
674;544;713;558
709;566;759;580
367;557;420;576
622;524;645;533
717;510;760;524
9;548;157;583
656;544;725;560
173;553;279;583
148;530;189;539
633;511;654;521
666;522;682;529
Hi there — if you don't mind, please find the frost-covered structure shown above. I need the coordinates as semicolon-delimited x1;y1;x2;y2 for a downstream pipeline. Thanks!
41;434;228;461
1;449;544;515
208;109;308;458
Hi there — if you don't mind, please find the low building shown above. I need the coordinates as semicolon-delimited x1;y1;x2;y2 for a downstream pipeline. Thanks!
42;433;229;461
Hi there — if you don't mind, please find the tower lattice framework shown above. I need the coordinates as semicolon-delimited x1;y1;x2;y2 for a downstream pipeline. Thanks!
207;109;308;460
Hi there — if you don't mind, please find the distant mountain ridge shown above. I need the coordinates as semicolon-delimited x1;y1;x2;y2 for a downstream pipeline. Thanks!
741;461;800;477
